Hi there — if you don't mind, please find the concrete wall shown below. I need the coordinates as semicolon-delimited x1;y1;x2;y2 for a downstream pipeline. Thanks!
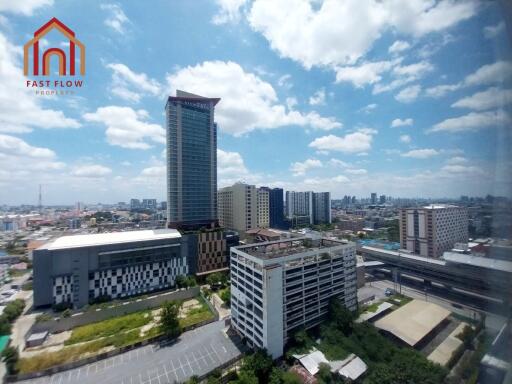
30;287;199;334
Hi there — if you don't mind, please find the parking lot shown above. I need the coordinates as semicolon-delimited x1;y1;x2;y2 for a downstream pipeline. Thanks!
19;320;245;384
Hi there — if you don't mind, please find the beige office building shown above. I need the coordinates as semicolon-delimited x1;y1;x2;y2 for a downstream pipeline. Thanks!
257;188;269;228
218;183;258;233
399;205;468;258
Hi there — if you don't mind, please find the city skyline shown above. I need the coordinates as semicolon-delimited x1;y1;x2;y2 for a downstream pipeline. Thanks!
1;1;511;205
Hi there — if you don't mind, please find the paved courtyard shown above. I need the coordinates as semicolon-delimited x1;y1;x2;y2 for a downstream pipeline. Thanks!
19;321;244;384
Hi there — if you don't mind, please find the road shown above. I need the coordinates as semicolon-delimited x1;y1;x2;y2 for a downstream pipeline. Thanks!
19;320;244;384
367;278;507;332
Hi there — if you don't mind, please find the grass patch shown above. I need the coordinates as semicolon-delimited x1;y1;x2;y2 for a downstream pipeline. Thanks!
179;296;214;329
386;293;412;306
363;302;380;313
65;310;152;345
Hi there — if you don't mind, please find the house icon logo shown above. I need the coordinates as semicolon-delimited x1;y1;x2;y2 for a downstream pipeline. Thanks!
23;17;85;77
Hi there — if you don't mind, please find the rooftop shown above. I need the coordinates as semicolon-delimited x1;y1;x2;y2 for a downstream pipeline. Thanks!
374;299;450;347
234;237;353;260
443;252;512;273
39;229;181;251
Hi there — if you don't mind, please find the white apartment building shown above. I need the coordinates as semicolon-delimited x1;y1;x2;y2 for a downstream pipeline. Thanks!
257;188;270;228
286;191;313;224
218;183;258;232
399;205;468;258
230;237;357;358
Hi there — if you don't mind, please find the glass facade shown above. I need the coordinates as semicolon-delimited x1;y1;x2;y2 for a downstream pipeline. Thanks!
166;92;218;227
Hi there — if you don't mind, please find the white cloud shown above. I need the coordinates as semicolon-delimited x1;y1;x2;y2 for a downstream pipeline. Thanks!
0;32;81;133
140;165;165;177
359;103;377;114
0;135;65;179
399;134;411;143
346;168;367;175
303;175;350;186
247;0;476;70
218;148;249;176
166;61;341;136
106;63;161;102
100;3;130;33
277;74;293;89
401;148;439;159
446;156;468;165
83;106;165;149
71;164;112;178
309;88;326;106
335;60;395;87
464;61;512;87
451;87;512;111
441;164;484;175
0;0;53;15
393;60;433;78
429;110;511;133
426;61;512;98
212;0;248;25
483;21;505;39
309;129;375;154
391;118;413;127
425;83;461;98
388;40;410;54
395;84;421;103
329;158;350;168
290;158;322;176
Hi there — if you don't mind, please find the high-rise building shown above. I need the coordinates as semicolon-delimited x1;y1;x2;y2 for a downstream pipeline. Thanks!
313;192;331;225
166;90;220;230
130;199;140;210
142;199;157;210
257;188;269;228
261;187;285;229
399;205;468;258
286;191;331;225
370;193;377;205
379;195;386;204
230;237;357;358
218;183;258;233
286;191;313;224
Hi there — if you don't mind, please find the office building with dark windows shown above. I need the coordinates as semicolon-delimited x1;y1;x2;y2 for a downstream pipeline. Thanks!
261;187;286;229
33;229;187;308
230;237;357;358
166;90;220;230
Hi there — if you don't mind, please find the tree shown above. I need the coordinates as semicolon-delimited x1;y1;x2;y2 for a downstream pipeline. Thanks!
160;301;181;338
241;350;274;383
2;346;19;375
233;371;258;384
207;272;227;288
175;275;187;288
328;298;354;334
185;376;199;384
281;371;303;384
317;363;333;384
0;317;11;336
220;287;231;306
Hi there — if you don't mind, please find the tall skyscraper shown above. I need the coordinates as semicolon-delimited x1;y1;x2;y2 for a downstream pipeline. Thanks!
399;205;468;258
313;192;331;224
166;90;220;229
371;192;377;205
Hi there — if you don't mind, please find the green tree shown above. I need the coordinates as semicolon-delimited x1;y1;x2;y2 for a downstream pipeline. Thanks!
328;298;354;334
268;367;283;384
207;272;227;288
2;346;19;375
220;287;231;306
0;317;11;336
241;350;274;383
233;371;258;384
175;275;187;288
281;371;302;384
317;363;333;384
159;301;181;338
185;376;199;384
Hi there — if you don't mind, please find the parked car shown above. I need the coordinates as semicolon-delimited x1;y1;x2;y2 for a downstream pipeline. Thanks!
385;288;396;297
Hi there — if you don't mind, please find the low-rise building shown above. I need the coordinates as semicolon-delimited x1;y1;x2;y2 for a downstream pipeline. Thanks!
33;229;188;308
230;237;357;358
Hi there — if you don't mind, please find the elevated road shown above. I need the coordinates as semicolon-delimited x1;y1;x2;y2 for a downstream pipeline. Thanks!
360;246;512;306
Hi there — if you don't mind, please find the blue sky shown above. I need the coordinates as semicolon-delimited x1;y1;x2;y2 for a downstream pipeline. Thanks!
0;0;511;205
